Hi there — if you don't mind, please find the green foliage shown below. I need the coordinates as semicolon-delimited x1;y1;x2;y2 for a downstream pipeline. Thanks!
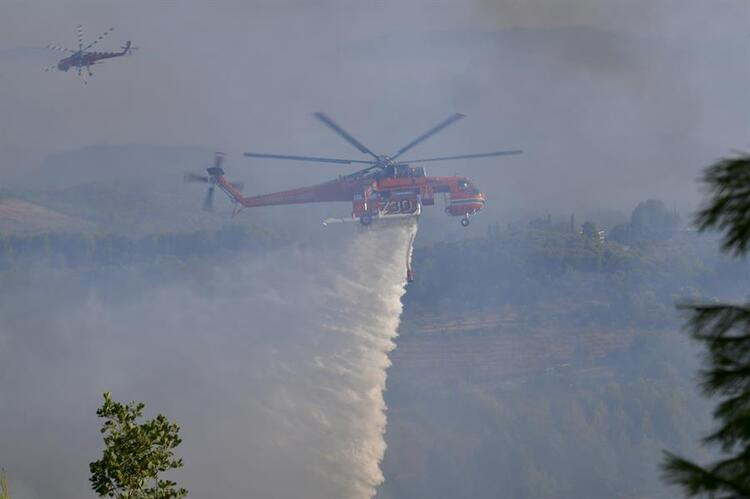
382;337;709;499
581;221;598;240
609;199;681;244
405;219;743;330
661;154;750;497
0;469;10;499
631;199;681;239
89;392;188;499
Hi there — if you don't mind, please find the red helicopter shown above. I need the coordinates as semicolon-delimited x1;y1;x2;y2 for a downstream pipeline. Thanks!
45;25;133;83
185;113;522;280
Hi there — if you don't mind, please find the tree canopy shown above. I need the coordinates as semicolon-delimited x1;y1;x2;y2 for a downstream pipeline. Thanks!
89;392;188;499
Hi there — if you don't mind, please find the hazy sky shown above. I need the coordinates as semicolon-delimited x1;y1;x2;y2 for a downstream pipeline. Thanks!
1;0;748;215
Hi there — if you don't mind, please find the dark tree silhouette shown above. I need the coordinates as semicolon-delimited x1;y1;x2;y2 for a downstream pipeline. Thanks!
662;155;750;497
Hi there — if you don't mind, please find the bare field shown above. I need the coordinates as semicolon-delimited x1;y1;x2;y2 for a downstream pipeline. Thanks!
0;198;91;234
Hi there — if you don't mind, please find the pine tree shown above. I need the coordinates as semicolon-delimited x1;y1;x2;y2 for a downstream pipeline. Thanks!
662;155;750;496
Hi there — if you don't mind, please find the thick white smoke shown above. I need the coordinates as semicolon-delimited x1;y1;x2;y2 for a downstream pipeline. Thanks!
0;221;416;499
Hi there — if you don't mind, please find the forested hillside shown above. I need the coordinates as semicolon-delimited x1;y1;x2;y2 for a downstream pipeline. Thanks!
1;198;742;498
405;205;742;331
378;204;742;498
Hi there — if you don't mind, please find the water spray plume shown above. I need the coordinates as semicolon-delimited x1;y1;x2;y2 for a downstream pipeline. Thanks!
0;221;417;499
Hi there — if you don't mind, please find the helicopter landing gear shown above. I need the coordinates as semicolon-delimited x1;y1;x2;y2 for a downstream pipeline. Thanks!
360;213;373;226
461;217;470;227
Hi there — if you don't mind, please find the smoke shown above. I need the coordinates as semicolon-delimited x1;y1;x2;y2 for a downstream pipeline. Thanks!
0;221;417;499
2;0;748;218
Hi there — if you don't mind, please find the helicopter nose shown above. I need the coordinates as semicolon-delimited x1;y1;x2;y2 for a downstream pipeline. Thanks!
475;192;486;212
446;190;486;218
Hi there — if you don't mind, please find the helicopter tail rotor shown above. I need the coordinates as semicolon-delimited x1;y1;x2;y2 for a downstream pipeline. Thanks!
186;153;244;213
122;41;137;55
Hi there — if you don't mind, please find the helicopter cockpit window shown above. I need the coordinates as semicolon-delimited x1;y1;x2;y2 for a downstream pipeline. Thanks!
458;180;480;195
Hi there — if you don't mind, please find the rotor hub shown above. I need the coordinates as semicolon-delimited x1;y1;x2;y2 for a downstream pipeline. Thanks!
376;155;393;167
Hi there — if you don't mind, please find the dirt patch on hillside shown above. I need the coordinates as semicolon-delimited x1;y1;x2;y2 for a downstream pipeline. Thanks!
0;198;91;234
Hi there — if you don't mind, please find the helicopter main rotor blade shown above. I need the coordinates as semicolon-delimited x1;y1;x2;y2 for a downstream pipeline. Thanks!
404;150;524;163
244;152;373;165
45;44;75;53
203;186;215;211
341;164;383;179
184;173;210;183
313;112;379;160
77;25;84;51
391;113;465;160
82;27;114;52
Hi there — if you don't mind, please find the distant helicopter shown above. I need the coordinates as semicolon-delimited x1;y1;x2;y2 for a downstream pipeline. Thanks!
44;25;134;83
